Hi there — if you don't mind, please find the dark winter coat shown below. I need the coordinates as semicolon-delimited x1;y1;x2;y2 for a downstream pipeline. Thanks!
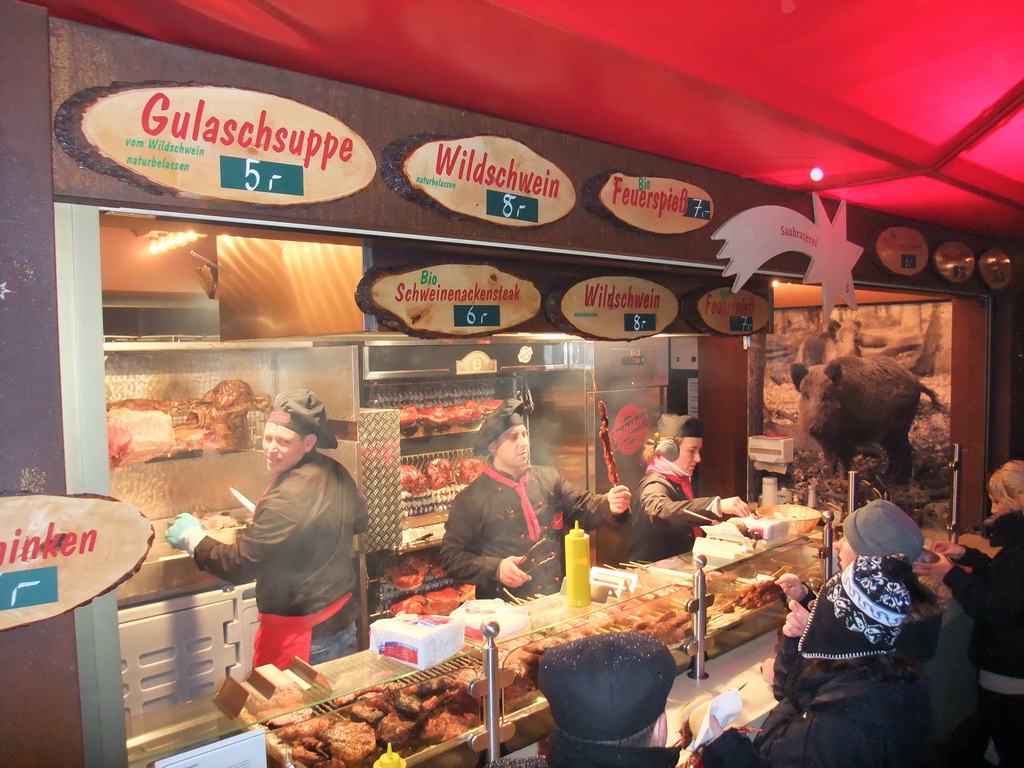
943;511;1024;678
194;450;366;635
703;662;935;768
440;463;621;599
628;471;721;562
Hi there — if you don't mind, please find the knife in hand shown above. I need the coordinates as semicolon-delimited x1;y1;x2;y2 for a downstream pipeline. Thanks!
229;487;256;514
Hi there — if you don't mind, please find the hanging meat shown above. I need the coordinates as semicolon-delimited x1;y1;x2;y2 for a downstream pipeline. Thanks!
597;400;620;485
400;465;429;496
417;405;451;431
448;400;482;426
425;457;455;490
454;457;484;485
398;404;421;436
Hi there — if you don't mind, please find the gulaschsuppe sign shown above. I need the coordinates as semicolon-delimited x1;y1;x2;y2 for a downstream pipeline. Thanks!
55;83;376;204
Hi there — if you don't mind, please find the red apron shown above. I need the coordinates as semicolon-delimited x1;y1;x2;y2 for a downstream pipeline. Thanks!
253;592;350;670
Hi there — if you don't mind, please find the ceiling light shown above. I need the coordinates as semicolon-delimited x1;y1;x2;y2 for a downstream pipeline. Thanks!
144;230;207;255
809;167;825;182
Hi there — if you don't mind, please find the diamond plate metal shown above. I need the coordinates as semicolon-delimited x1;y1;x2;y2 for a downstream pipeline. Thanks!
358;408;403;552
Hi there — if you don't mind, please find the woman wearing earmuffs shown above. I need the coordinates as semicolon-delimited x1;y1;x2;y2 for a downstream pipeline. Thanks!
627;414;750;563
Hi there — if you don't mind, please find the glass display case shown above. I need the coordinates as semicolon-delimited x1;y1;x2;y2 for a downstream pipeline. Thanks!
126;531;824;767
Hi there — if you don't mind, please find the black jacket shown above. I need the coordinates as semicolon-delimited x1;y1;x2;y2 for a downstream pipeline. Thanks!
943;511;1024;678
195;451;367;632
703;663;935;768
628;471;720;562
440;464;621;599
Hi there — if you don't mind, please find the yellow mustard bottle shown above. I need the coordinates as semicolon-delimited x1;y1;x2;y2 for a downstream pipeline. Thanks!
564;522;592;607
374;744;406;768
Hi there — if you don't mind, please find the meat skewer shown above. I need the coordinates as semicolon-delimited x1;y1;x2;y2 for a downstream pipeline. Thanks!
597;400;620;486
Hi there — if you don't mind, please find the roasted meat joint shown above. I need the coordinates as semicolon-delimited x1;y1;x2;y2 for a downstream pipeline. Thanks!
107;378;270;466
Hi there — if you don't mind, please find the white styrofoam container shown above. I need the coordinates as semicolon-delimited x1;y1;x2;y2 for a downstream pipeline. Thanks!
369;614;466;670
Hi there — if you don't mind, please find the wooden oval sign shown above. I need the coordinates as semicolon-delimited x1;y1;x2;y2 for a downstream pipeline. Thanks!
682;287;770;335
583;171;714;234
55;83;376;204
545;276;678;340
876;226;928;275
0;495;152;632
356;264;541;338
382;135;575;226
933;241;976;283
979;247;1012;289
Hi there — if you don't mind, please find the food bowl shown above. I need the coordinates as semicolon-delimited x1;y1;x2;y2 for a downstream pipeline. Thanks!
757;504;822;535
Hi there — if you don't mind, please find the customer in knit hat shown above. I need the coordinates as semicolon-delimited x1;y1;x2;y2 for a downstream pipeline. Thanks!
700;555;937;768
771;497;941;674
798;554;911;659
487;632;682;768
841;499;924;561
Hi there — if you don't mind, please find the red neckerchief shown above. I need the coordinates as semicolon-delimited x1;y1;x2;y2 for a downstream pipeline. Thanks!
483;463;542;541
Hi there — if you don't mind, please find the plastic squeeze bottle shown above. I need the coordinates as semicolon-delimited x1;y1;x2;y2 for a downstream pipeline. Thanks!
564;522;592;607
374;744;406;768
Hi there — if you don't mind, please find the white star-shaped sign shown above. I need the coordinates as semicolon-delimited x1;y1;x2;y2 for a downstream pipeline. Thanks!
0;282;11;300
711;193;862;317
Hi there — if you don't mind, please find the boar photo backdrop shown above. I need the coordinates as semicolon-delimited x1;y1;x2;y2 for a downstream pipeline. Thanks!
763;301;951;528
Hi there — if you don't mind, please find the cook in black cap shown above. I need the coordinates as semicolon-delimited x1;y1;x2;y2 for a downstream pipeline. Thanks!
166;389;367;670
488;632;681;768
441;398;631;600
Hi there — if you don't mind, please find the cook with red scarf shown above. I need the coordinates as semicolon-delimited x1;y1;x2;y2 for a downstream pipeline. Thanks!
440;399;631;600
165;389;367;670
628;414;750;563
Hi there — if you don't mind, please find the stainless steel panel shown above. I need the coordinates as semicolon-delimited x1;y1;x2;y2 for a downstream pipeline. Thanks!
105;348;277;402
358;408;403;552
275;345;360;421
525;369;591;490
591;336;669;389
217;237;366;340
362;339;568;380
111;451;268;527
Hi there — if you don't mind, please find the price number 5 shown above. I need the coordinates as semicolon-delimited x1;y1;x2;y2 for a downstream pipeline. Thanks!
244;159;283;192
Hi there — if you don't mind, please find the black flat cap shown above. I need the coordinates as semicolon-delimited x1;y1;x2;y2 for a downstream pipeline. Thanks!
474;398;526;455
268;389;338;449
538;632;676;742
657;413;702;439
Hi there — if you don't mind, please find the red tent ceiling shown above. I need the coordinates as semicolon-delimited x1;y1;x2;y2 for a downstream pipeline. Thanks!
27;0;1024;243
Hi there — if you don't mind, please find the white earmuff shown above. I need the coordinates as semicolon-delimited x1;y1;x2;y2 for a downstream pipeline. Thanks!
655;439;679;461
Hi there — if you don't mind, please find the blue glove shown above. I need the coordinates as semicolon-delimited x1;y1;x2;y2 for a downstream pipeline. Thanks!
165;513;206;554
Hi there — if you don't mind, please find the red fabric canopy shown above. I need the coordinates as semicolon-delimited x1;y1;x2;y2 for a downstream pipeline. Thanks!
29;0;1024;241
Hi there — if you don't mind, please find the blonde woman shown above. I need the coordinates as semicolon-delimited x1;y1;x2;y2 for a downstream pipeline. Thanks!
914;460;1024;767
